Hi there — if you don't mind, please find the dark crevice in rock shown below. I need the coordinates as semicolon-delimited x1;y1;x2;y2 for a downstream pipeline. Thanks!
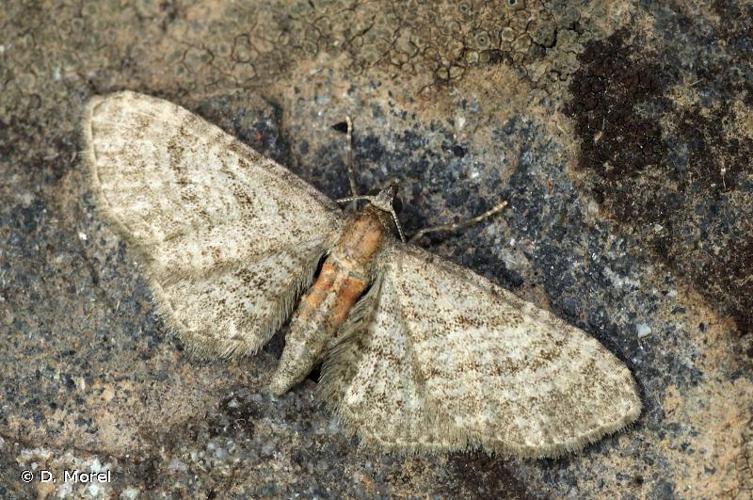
565;14;753;340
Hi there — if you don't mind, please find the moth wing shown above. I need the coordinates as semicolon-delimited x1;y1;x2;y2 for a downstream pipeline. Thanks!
321;241;641;457
84;91;343;356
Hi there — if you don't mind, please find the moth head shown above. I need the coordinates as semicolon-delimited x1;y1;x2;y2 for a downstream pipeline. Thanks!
366;179;405;242
368;179;402;214
335;179;406;241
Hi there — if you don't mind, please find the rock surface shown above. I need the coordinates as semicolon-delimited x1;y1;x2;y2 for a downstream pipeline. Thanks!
1;0;751;498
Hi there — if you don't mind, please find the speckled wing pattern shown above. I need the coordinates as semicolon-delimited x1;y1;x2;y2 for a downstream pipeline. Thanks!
83;91;342;357
321;240;641;457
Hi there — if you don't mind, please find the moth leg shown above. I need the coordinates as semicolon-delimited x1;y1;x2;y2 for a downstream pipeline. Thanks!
408;200;508;244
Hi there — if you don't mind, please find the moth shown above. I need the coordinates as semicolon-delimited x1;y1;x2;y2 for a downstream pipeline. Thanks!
83;91;641;457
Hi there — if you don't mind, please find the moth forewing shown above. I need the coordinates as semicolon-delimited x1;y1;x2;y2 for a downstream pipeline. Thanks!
84;91;641;457
84;91;343;358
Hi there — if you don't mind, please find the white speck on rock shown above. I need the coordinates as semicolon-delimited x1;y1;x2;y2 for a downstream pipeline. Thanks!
120;487;141;500
168;458;187;472
603;266;640;289
636;323;652;339
261;442;276;457
87;483;100;497
89;457;103;472
57;483;73;497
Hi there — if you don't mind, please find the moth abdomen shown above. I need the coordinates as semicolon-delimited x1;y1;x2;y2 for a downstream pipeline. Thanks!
270;205;390;394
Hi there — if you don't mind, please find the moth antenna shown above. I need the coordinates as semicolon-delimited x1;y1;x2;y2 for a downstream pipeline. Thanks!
345;116;358;199
333;116;359;209
335;195;371;205
389;209;406;243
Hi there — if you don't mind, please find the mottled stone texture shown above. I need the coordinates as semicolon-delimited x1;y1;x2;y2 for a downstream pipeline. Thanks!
0;1;751;498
